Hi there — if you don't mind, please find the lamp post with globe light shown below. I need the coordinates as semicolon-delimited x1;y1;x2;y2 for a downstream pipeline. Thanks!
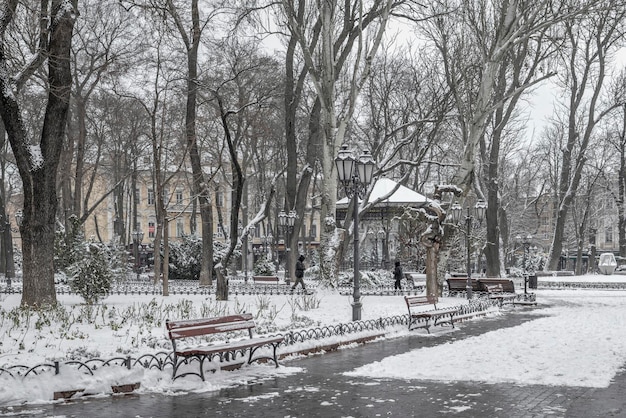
516;234;532;294
450;200;487;300
335;145;376;321
279;210;296;282
132;230;144;281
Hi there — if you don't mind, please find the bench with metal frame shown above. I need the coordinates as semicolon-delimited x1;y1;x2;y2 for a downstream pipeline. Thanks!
404;295;460;334
252;275;280;284
484;283;517;307
446;277;480;293
166;313;283;380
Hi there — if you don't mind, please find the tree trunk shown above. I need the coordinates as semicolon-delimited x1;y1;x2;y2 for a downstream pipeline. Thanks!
0;1;77;307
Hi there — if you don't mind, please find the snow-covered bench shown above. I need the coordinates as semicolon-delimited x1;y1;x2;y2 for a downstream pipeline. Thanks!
252;275;280;284
485;284;516;307
404;295;460;333
166;313;283;380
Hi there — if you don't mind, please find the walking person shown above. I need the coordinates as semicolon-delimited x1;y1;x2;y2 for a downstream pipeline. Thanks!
292;254;306;291
393;261;403;292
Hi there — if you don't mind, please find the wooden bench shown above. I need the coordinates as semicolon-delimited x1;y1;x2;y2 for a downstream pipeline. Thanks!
404;272;426;288
252;275;280;284
446;277;480;293
485;284;517;307
404;295;460;333
477;278;515;293
166;313;284;381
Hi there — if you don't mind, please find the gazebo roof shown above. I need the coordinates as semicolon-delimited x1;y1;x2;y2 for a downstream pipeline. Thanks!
336;178;431;209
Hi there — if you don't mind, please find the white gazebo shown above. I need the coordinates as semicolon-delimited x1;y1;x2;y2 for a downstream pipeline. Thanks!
336;177;431;217
336;178;432;269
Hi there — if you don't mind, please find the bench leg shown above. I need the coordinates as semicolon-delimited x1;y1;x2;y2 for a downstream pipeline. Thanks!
433;313;455;329
172;354;207;381
199;355;207;381
248;343;281;367
172;354;179;380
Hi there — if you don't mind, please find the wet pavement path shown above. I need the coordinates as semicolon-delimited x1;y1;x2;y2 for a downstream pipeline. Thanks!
3;309;625;417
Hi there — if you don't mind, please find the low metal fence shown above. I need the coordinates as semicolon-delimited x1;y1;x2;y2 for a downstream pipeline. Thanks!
0;298;494;380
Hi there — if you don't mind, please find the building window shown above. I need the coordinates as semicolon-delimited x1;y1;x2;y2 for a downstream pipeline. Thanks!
310;224;317;239
135;187;140;202
148;189;154;205
605;226;613;244
176;189;184;205
148;221;155;238
176;219;184;237
216;190;224;208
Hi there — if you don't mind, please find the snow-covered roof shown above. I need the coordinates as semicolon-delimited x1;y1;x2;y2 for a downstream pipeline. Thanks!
336;178;431;208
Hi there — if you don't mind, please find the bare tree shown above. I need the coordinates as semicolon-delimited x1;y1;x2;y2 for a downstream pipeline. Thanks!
280;0;395;288
61;0;138;236
0;0;78;306
545;3;626;270
201;38;283;299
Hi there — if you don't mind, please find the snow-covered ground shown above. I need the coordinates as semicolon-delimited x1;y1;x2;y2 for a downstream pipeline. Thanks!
0;274;625;407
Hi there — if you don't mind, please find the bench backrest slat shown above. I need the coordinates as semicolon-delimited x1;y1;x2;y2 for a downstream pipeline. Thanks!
477;278;515;293
405;295;437;308
166;313;255;340
486;284;503;293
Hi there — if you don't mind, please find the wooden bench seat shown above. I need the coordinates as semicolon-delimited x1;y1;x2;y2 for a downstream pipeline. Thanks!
252;275;280;284
404;272;426;288
485;284;517;307
446;277;479;293
404;295;460;333
166;313;284;380
477;278;515;293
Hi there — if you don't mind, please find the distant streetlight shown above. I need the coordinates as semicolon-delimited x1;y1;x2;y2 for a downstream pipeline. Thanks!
279;210;297;282
516;234;532;294
335;145;376;321
132;230;144;281
377;229;385;268
15;210;23;228
450;200;487;300
238;223;248;282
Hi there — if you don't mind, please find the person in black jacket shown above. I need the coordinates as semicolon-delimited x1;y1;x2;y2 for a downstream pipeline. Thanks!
292;254;306;291
393;261;403;291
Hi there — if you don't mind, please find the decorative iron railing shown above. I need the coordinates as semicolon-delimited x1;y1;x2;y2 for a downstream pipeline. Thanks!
536;281;626;290
0;298;495;381
2;275;625;295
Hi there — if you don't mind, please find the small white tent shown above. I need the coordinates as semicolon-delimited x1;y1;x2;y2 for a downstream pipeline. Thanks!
336;178;431;209
598;253;617;275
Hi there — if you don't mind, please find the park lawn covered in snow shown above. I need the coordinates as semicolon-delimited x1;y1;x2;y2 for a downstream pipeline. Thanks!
1;275;625;407
346;289;626;388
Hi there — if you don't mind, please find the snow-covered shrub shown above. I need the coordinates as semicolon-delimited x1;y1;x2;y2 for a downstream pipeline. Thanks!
168;234;203;280
168;235;240;280
68;242;113;304
253;257;276;276
54;215;83;273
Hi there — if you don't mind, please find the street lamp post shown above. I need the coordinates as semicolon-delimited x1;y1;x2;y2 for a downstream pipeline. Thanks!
278;210;296;282
266;232;273;261
15;210;23;228
516;234;532;294
450;200;487;300
377;229;385;269
238;224;249;282
367;230;375;268
335;145;376;321
132;230;144;281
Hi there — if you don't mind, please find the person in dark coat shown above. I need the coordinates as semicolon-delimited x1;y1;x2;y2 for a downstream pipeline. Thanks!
393;261;403;291
292;254;306;291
